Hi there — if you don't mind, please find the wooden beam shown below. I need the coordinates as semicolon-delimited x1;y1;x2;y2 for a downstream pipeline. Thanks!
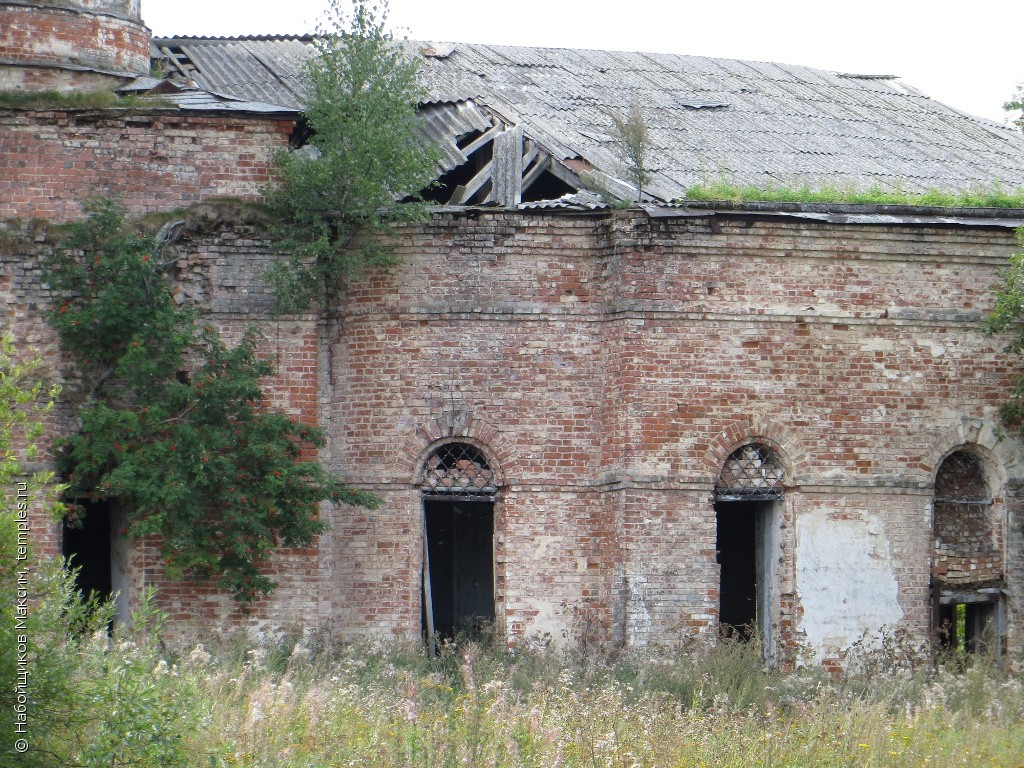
521;154;551;194
446;160;493;205
487;125;523;206
421;505;436;657
458;122;503;159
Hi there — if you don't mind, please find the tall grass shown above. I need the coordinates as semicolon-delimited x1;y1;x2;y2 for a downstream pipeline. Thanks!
158;631;1023;768
10;546;1024;768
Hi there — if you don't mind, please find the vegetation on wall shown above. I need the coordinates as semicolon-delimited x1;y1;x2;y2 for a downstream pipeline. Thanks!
985;229;1024;431
0;89;158;111
45;199;378;604
262;0;439;313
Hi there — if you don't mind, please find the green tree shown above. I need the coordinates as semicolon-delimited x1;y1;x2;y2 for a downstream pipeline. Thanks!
986;229;1024;427
608;103;652;203
46;199;378;605
1006;83;1024;131
0;337;85;766
264;0;439;312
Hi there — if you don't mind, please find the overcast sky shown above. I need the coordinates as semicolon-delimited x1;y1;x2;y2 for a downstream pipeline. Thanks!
141;0;1023;125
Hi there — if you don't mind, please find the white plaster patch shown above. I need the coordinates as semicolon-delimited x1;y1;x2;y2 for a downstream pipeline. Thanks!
796;512;903;660
626;573;652;647
858;338;896;353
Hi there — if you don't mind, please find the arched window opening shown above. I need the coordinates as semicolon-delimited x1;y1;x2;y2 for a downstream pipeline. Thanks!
419;442;498;648
716;443;785;501
420;442;498;497
714;443;784;662
932;450;1004;656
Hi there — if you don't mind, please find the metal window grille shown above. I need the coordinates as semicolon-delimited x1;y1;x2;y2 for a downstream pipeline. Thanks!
715;444;785;501
420;443;497;497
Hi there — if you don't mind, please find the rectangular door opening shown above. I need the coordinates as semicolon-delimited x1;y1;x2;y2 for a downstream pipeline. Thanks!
422;498;495;641
62;499;130;626
715;499;779;659
936;592;1004;656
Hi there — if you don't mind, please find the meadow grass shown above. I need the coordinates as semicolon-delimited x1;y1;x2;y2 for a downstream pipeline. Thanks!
158;632;1024;768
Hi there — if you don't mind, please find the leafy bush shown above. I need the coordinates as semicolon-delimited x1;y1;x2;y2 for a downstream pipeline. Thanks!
45;198;378;604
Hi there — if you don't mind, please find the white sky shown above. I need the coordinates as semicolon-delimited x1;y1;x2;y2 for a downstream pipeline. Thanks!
141;0;1023;125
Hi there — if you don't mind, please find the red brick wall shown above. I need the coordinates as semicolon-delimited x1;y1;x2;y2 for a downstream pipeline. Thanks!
0;2;150;83
325;211;1024;656
6;200;1024;656
0;110;292;220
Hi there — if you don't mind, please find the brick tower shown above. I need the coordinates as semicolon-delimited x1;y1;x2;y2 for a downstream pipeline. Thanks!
0;0;151;91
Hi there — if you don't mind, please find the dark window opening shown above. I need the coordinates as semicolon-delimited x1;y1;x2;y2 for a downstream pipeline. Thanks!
289;117;314;149
62;499;113;603
716;500;758;639
420;442;498;645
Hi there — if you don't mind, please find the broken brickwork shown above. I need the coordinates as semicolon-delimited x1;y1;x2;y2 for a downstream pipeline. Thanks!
3;103;1024;658
0;1;150;91
0;109;291;220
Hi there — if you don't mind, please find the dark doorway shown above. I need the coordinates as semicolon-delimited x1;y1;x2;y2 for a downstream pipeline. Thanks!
715;499;778;654
423;499;495;639
937;599;1000;655
62;499;113;602
716;500;758;638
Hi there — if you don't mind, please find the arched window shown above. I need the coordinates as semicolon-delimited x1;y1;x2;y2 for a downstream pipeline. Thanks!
420;442;497;497
934;450;993;560
716;443;785;501
419;442;498;644
932;449;1004;655
714;442;784;660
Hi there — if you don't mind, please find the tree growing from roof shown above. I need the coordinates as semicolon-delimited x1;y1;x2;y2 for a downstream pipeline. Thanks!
608;103;652;203
46;199;379;605
1006;84;1024;131
263;0;439;313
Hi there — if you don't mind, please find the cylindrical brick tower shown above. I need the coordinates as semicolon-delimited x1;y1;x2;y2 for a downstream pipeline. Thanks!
0;0;152;91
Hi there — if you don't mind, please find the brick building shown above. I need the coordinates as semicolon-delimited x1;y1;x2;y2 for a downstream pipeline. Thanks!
4;0;1024;664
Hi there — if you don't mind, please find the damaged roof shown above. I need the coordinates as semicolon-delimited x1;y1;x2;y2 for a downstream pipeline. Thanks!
150;35;1024;202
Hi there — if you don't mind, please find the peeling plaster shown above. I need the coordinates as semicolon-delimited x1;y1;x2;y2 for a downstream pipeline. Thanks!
626;572;652;646
796;512;903;660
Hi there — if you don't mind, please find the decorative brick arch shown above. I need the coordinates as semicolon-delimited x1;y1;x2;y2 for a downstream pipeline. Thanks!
920;415;1023;490
398;409;516;487
700;416;804;489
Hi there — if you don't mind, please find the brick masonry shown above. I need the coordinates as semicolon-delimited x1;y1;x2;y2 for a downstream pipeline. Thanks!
0;109;291;220
0;1;150;90
3;103;1024;660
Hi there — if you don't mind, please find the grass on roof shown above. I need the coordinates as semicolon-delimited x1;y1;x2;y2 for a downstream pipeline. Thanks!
683;180;1024;208
0;90;158;111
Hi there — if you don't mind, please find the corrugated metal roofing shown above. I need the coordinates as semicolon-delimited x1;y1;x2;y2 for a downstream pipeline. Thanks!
150;36;1024;200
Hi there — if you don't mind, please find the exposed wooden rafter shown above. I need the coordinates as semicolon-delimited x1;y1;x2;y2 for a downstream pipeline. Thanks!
443;125;581;207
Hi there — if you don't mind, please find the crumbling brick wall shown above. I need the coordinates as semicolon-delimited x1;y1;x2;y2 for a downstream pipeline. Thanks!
4;130;1024;655
0;109;292;220
322;210;1024;658
0;1;151;90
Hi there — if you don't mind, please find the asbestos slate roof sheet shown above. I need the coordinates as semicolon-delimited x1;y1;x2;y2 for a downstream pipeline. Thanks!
151;35;1024;200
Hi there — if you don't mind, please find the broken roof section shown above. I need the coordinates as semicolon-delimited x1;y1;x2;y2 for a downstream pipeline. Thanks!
148;35;1024;205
